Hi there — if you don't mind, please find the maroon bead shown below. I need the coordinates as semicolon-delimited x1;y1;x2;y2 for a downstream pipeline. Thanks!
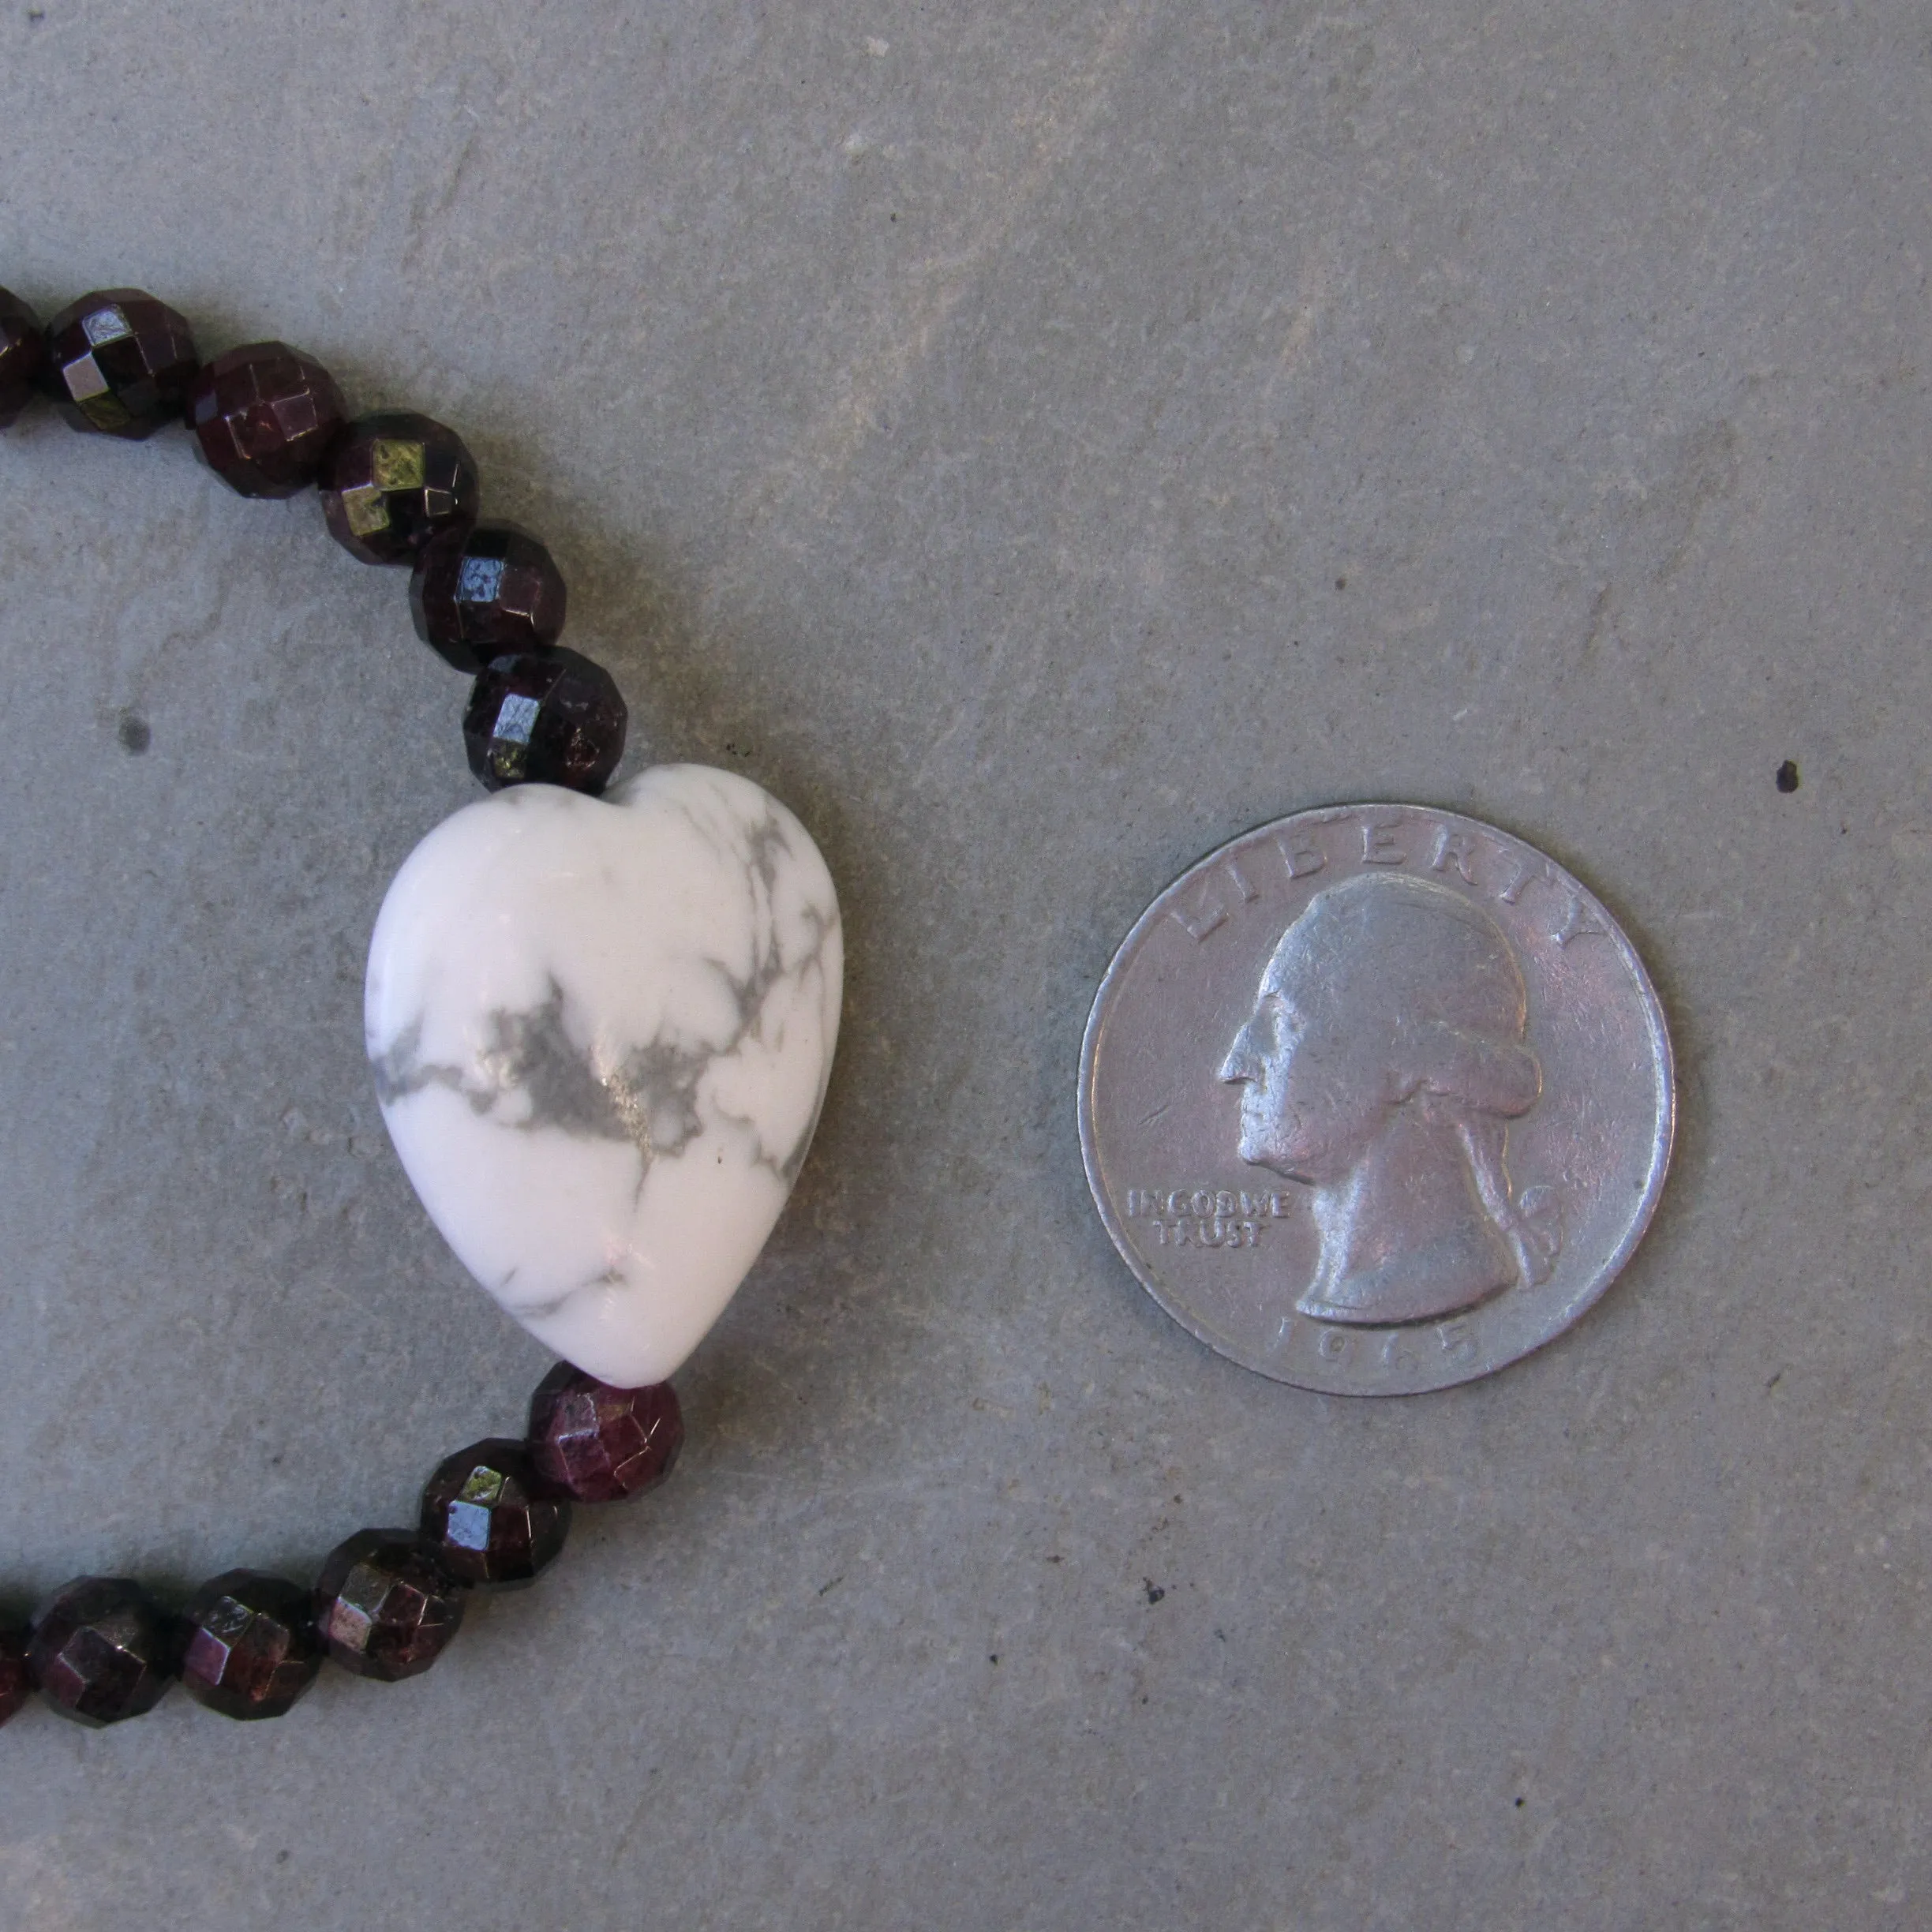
0;288;46;430
185;342;348;499
36;289;199;439
320;410;479;564
463;647;627;795
180;1570;322;1720
0;1625;31;1728
313;1530;465;1682
410;521;568;672
28;1577;179;1726
421;1439;571;1587
528;1365;683;1504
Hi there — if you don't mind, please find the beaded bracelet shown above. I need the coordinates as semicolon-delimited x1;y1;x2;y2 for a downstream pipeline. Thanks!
0;286;841;1727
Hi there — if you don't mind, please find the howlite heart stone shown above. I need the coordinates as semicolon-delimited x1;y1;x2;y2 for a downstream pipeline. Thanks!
365;765;842;1387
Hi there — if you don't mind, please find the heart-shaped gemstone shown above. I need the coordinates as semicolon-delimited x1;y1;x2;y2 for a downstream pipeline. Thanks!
365;765;841;1387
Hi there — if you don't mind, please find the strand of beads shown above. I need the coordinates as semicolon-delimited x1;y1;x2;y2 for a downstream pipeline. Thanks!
0;286;627;793
0;1366;682;1725
0;284;672;1726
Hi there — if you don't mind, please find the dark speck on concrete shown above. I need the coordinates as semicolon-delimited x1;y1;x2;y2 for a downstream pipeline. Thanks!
117;712;151;754
1776;758;1799;793
1144;1579;1166;1604
27;9;46;22
1335;575;1348;590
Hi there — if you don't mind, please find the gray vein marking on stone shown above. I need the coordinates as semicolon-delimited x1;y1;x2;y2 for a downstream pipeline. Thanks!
369;1017;464;1107
606;1035;713;1164
511;1264;626;1323
658;788;841;1178
742;801;796;903
374;982;686;1160
476;983;642;1144
711;897;841;1183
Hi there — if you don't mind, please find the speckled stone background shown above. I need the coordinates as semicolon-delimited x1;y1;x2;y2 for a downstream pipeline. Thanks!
2;4;1929;1926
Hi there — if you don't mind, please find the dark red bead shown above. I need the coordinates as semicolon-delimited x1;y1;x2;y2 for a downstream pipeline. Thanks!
320;410;479;564
463;647;627;795
313;1530;466;1682
28;1577;179;1726
0;1625;31;1728
36;289;199;439
0;288;46;429
180;1570;322;1720
410;521;568;672
185;342;348;499
528;1365;683;1504
420;1439;571;1587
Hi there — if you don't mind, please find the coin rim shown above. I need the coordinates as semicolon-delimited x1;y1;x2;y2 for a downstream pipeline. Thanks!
1077;802;1676;1395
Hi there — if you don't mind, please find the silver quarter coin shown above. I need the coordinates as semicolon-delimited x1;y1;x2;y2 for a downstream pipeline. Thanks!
1079;805;1673;1394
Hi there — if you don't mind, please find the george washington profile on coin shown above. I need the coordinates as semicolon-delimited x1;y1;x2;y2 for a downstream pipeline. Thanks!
1079;803;1672;1392
1217;872;1559;1327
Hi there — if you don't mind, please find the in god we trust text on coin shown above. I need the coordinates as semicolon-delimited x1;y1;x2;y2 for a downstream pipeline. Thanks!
1078;805;1674;1394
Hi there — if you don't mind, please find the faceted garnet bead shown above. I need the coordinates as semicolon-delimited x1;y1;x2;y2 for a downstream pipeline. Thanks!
0;288;46;430
320;410;479;564
36;288;199;439
313;1529;465;1682
185;341;348;498
180;1570;323;1721
463;647;627;795
28;1577;179;1727
528;1365;683;1504
0;1626;31;1728
420;1439;571;1587
410;521;568;672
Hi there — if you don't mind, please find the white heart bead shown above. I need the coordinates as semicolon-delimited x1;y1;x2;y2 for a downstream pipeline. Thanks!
365;764;842;1387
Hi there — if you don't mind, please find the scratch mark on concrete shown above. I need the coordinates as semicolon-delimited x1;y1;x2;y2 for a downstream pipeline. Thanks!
1260;247;1332;403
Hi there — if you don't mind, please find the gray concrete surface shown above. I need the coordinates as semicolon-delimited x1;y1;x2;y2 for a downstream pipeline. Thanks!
2;2;1929;1926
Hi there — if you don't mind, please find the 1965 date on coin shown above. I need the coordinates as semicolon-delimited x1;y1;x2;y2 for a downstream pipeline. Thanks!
1077;804;1674;1395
